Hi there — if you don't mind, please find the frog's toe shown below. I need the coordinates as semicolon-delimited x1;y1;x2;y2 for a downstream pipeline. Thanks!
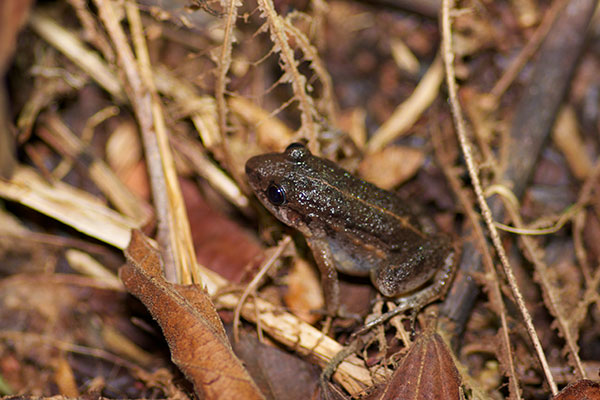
336;305;362;322
309;306;361;323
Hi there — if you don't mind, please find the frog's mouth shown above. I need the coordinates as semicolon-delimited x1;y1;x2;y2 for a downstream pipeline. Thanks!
266;206;309;236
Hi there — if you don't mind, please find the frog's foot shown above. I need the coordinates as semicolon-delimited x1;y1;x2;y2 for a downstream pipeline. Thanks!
309;308;335;334
311;305;362;321
319;339;363;399
352;281;446;338
337;304;362;322
312;306;362;334
321;315;333;335
354;301;412;337
407;306;422;334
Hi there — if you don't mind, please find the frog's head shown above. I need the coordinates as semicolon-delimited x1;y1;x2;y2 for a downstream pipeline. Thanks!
245;143;314;234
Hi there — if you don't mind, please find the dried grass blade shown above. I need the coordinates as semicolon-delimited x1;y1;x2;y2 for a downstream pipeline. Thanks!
0;167;138;249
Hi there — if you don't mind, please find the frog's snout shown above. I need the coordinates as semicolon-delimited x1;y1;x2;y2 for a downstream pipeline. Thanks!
245;151;290;193
245;159;258;188
244;156;257;176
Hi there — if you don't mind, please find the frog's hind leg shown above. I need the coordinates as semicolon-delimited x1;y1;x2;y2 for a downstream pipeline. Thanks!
360;242;457;334
406;240;457;312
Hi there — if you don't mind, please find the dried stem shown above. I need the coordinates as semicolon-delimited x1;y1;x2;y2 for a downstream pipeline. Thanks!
94;0;198;283
233;236;291;342
215;0;240;157
501;197;586;379
282;16;337;123
440;0;558;395
256;0;319;152
432;131;522;399
489;0;569;102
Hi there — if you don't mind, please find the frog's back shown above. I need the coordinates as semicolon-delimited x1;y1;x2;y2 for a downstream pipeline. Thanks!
294;153;426;247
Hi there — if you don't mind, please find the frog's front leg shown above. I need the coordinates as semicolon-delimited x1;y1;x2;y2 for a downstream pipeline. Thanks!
305;236;340;317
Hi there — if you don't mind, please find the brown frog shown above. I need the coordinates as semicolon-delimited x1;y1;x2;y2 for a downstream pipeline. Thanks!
245;143;456;318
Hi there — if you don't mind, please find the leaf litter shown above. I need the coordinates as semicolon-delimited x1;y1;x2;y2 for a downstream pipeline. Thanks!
0;0;599;398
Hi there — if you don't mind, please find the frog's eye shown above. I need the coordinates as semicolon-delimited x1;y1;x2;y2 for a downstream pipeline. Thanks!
285;142;305;151
266;183;286;206
285;142;309;161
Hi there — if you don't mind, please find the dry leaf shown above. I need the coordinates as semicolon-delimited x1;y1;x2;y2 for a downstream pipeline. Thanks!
232;332;320;400
182;180;262;283
552;105;592;180
0;273;161;395
358;145;424;190
121;230;264;400
552;379;600;400
0;0;32;178
372;332;461;400
283;258;324;324
0;0;34;73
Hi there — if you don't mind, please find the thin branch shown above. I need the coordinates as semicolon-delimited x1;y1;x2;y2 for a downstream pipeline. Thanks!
440;0;558;395
233;236;291;342
489;0;569;102
215;0;240;144
432;130;522;400
282;18;337;123
256;0;319;153
125;1;200;284
367;54;444;153
502;197;586;379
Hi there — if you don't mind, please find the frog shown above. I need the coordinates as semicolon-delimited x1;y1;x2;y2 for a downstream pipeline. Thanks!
245;142;457;320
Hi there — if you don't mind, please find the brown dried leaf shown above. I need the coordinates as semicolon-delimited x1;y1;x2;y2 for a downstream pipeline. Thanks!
121;230;264;400
0;0;34;73
232;332;320;400
228;96;293;151
358;145;424;190
283;258;324;324
374;332;461;400
182;180;262;283
552;379;600;400
552;106;593;180
0;0;31;178
0;273;160;395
